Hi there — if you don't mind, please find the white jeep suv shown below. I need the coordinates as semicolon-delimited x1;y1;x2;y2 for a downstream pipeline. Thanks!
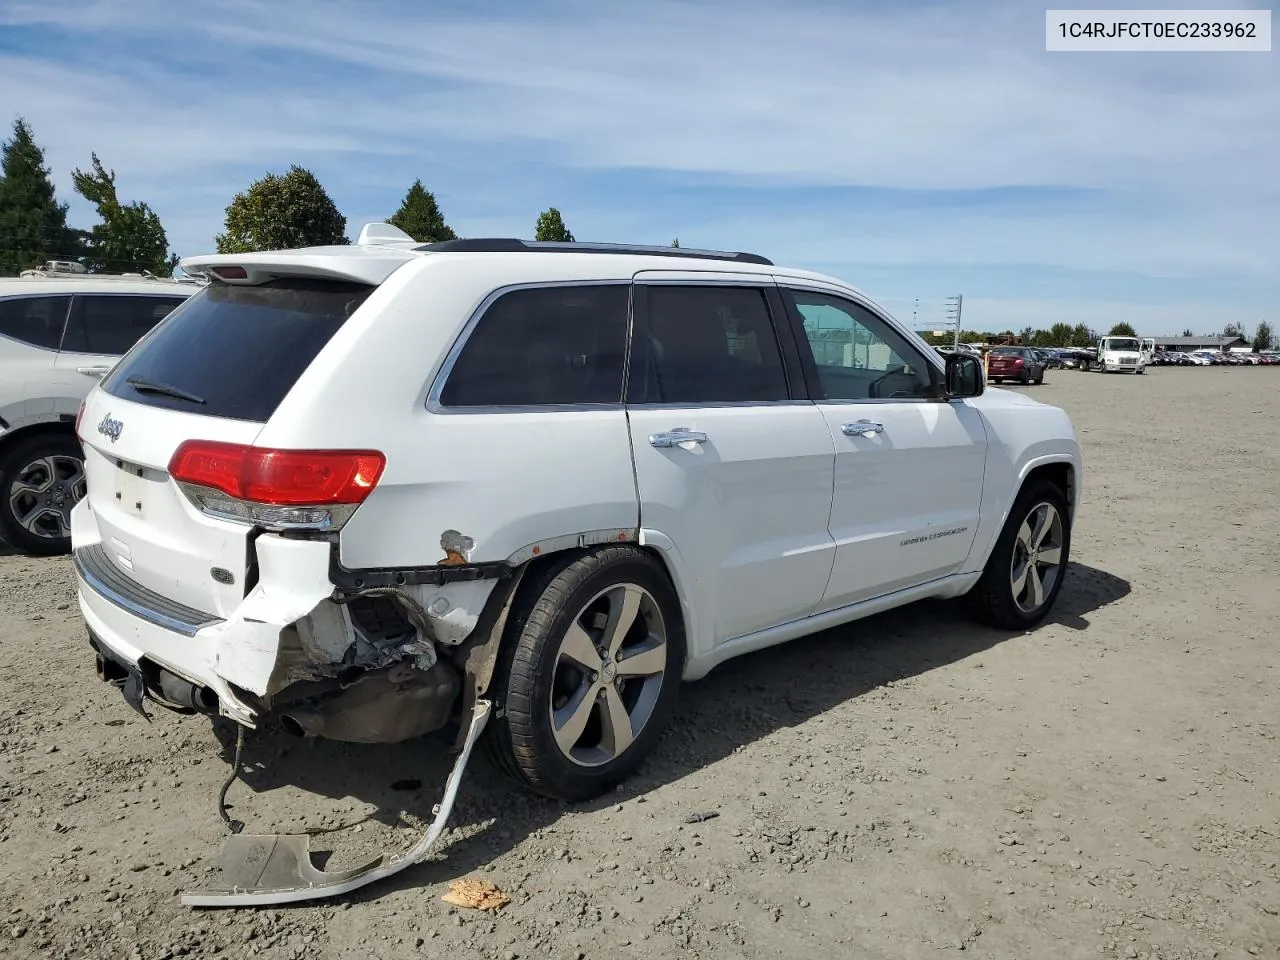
70;225;1081;904
0;265;198;554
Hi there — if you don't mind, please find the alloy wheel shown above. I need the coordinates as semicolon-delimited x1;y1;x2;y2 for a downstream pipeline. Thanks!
548;582;669;768
1009;501;1065;614
7;455;86;540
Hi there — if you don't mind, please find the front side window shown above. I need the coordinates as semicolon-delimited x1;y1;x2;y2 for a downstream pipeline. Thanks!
439;284;630;407
630;285;789;404
62;294;188;355
0;295;70;351
786;289;934;400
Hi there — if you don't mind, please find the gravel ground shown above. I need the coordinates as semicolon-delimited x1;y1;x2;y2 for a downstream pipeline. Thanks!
2;367;1278;960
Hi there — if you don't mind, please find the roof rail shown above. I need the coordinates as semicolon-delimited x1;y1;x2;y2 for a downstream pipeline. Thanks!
415;238;773;266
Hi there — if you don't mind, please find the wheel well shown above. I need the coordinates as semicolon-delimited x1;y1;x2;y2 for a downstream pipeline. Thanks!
0;420;81;460
1022;462;1075;518
506;541;689;659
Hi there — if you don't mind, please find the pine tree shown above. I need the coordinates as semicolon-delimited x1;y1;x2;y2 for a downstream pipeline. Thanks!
387;179;457;242
0;118;76;274
71;153;172;274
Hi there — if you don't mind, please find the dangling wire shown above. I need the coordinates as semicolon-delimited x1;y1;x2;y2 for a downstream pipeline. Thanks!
217;725;246;834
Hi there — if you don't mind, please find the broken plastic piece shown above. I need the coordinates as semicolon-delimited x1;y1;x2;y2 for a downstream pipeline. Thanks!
180;699;491;907
440;877;511;911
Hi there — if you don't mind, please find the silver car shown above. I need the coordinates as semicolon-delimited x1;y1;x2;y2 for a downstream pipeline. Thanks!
0;264;200;554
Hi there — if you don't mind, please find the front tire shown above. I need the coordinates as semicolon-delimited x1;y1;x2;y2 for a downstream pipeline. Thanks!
0;432;86;556
965;480;1071;630
485;546;685;801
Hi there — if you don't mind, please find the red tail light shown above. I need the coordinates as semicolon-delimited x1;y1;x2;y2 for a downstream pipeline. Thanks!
169;441;385;506
74;401;86;439
1014;358;1024;367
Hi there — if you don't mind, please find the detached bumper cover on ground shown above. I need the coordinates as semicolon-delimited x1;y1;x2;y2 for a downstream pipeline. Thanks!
182;699;491;907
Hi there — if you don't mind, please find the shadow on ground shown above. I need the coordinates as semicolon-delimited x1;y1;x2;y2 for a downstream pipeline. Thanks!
210;561;1130;903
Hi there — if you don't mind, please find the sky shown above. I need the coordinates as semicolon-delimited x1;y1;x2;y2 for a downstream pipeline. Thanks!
1;0;1276;336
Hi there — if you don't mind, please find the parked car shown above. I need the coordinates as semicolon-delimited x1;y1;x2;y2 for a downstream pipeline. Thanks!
0;264;201;554
70;225;1082;904
1038;349;1064;369
987;346;1047;384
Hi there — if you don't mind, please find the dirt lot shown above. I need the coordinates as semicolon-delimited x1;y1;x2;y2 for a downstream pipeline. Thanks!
2;368;1278;960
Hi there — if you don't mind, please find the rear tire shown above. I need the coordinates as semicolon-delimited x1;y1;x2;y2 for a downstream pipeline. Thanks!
485;546;685;802
0;432;85;556
965;480;1071;630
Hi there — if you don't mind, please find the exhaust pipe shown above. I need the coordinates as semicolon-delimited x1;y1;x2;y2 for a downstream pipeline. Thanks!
154;671;219;715
280;711;323;738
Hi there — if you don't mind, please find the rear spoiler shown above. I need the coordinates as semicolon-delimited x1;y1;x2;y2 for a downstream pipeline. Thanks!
180;247;420;287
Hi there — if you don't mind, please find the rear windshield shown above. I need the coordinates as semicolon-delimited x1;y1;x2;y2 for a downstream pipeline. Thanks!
101;278;374;422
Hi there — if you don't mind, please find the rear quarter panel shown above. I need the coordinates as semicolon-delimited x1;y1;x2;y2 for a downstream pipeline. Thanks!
254;256;642;571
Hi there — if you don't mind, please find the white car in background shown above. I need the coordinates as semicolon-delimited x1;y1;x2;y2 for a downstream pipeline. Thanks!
69;225;1083;905
0;264;199;553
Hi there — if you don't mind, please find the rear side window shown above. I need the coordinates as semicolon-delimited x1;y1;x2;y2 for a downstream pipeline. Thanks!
630;285;789;404
439;284;629;407
102;279;373;422
0;295;70;350
62;294;188;355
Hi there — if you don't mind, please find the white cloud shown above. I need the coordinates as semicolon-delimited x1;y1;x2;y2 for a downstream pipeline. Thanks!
0;0;1274;333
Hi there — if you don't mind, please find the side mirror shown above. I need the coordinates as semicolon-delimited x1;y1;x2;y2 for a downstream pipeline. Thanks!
944;353;984;398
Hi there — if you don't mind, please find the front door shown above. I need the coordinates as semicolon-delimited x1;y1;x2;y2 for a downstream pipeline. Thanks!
625;276;837;648
778;284;988;611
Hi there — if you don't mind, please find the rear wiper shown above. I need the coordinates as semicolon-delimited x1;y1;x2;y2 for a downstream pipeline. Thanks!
125;375;206;405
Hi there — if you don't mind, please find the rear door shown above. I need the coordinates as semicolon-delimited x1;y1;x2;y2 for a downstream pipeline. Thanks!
777;283;987;611
625;274;836;645
55;293;186;382
77;278;375;618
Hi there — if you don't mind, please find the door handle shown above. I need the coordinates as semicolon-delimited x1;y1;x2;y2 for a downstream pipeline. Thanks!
842;420;885;437
648;427;708;448
76;366;111;378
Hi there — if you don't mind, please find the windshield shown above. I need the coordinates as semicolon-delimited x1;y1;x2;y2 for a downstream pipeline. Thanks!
1103;338;1140;352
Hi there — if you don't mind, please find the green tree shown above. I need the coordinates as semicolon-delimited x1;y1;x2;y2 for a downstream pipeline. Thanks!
1046;322;1074;346
1252;321;1274;352
71;153;172;274
1181;328;1194;337
387;179;456;243
1222;322;1247;340
1107;322;1138;338
216;165;347;253
1070;323;1095;347
671;237;680;247
534;207;574;242
0;118;77;274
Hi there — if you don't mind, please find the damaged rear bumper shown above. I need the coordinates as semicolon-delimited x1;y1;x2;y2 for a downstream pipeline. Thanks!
73;526;501;733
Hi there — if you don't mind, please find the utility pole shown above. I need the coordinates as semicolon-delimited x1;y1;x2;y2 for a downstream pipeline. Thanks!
945;295;963;350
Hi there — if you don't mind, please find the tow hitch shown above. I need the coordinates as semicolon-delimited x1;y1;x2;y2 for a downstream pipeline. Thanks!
181;698;492;907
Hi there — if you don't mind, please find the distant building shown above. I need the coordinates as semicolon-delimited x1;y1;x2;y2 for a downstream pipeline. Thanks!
1152;336;1249;353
